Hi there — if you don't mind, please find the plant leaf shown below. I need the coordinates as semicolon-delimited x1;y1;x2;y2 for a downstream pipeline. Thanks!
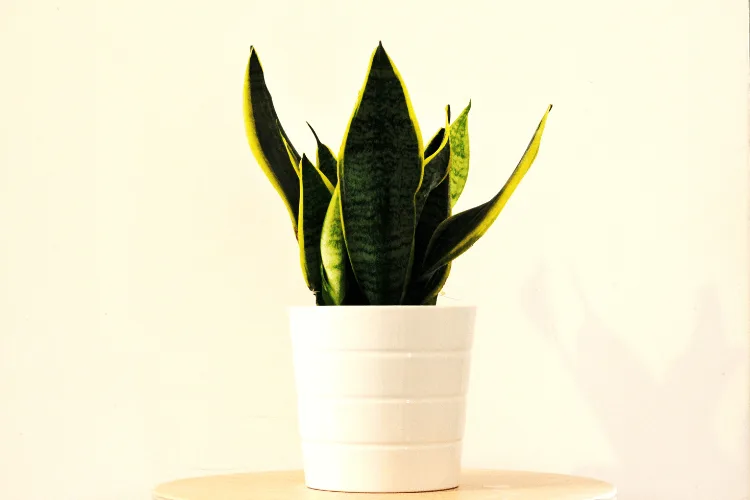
319;264;338;306
299;155;334;293
415;106;451;221
307;123;338;186
423;128;445;159
243;46;301;235
320;185;347;305
407;173;451;303
448;101;471;207
338;42;423;305
408;108;454;303
420;263;451;304
424;130;445;158
413;166;451;268
404;262;451;305
280;125;300;175
422;105;552;276
420;104;450;160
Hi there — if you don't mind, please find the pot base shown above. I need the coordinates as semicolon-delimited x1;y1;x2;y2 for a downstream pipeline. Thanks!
305;485;460;494
301;440;463;493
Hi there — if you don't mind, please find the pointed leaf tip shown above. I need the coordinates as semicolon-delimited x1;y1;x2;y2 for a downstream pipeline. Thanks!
248;47;262;71
249;46;259;61
307;122;322;144
373;41;388;63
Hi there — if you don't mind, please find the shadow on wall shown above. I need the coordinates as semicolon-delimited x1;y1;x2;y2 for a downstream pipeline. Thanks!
522;266;747;499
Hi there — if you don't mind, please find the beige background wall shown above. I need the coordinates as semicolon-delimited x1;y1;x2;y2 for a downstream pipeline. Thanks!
1;0;747;499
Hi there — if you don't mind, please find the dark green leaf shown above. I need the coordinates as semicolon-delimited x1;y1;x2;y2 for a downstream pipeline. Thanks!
421;263;451;304
299;155;334;293
404;263;450;305
307;123;338;186
407;173;451;303
243;46;301;236
415;106;451;221
423;128;445;159
338;43;423;305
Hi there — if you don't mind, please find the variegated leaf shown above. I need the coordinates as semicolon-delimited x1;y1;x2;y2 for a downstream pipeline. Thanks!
448;102;471;207
422;105;552;276
243;46;301;235
299;155;334;294
338;43;423;305
320;185;347;305
307;123;338;186
415;106;451;221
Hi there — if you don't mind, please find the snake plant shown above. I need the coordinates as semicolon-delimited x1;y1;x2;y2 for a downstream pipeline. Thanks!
243;42;552;306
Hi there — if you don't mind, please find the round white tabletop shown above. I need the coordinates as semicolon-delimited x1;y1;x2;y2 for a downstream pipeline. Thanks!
153;469;616;500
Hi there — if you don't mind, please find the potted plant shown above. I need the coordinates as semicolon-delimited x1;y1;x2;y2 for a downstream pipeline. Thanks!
243;42;551;493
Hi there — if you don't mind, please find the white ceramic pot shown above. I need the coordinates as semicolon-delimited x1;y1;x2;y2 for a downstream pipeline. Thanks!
289;305;476;493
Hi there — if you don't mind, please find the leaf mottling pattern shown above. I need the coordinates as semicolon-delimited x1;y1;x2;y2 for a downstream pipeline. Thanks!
448;102;471;207
338;43;423;305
